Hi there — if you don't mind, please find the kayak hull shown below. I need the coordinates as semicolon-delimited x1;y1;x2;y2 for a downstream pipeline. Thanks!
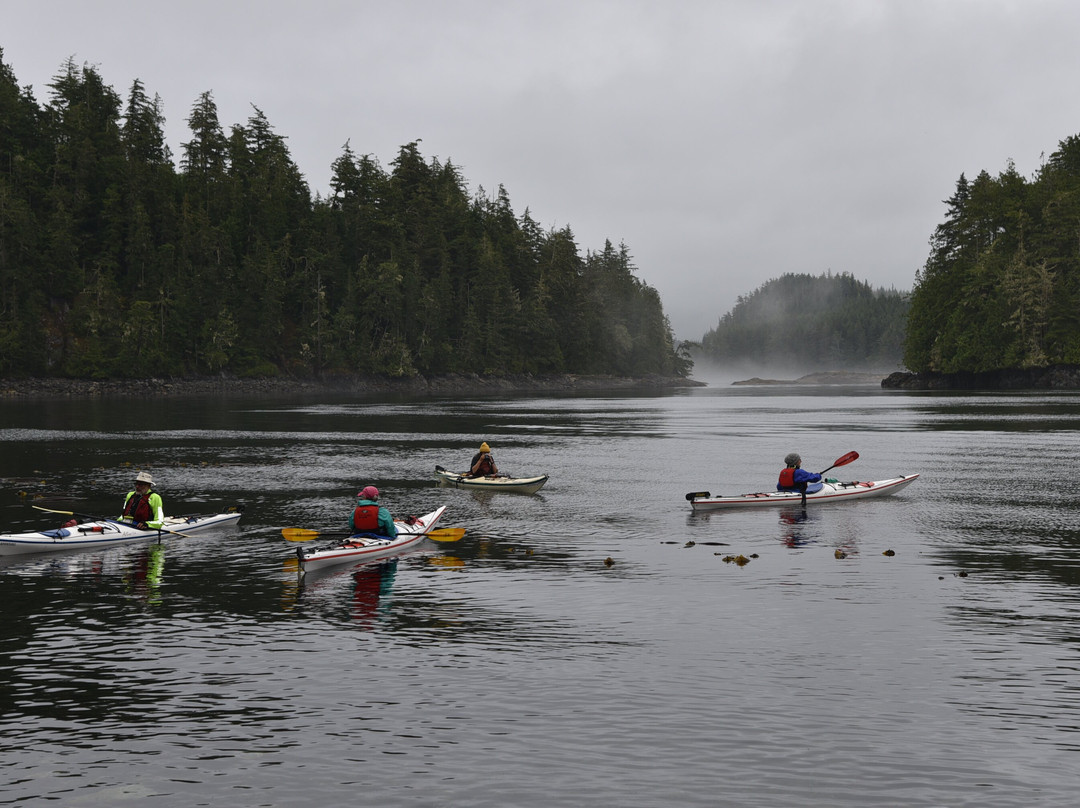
0;512;243;555
687;475;919;511
434;467;548;494
296;505;448;573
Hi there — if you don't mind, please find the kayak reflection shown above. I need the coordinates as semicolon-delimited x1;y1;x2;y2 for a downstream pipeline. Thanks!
350;560;397;625
281;558;399;628
778;508;818;548
123;543;166;605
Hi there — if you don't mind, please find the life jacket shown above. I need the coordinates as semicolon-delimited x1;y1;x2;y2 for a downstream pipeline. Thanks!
352;503;380;532
473;454;495;476
123;492;153;523
778;467;805;491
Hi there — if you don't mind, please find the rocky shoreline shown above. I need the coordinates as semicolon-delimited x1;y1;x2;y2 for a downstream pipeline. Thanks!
0;373;705;399
881;365;1080;390
731;371;888;386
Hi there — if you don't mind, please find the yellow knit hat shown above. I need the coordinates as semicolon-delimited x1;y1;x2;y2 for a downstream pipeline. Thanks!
479;442;490;453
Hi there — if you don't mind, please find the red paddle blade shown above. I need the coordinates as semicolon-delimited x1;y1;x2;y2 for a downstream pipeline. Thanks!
832;450;859;468
819;451;860;475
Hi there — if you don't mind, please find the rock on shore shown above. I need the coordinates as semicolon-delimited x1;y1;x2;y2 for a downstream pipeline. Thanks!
881;366;1080;390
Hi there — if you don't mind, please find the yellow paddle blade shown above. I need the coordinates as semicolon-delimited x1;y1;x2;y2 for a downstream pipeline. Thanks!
282;526;464;542
33;504;76;515
426;528;466;542
281;528;322;542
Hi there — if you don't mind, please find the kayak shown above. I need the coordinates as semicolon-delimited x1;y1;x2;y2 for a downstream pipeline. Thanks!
434;465;548;494
0;512;243;555
686;474;919;511
295;505;448;573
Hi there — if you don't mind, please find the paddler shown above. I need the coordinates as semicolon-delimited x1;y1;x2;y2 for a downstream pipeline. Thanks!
120;471;166;529
350;486;397;538
776;453;823;492
467;441;498;478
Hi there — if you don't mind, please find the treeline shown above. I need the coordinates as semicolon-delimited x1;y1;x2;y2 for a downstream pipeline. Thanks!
904;135;1080;373
699;272;908;370
0;51;690;380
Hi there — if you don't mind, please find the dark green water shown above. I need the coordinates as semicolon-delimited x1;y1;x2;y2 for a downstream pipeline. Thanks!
2;386;1080;806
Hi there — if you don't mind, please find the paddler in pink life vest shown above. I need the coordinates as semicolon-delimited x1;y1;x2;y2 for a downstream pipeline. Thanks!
467;442;498;478
350;486;397;538
121;471;166;529
776;453;823;492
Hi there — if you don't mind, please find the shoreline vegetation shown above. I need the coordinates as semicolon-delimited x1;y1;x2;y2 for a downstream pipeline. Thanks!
0;54;689;384
0;373;704;400
9;366;1080;397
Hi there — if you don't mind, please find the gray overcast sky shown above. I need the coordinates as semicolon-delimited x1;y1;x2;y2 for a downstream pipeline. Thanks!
4;0;1078;340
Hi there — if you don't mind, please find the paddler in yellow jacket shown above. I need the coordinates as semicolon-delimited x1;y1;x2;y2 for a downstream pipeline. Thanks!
120;471;166;529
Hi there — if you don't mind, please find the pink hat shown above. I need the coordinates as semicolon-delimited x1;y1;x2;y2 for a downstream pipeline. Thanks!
358;486;379;500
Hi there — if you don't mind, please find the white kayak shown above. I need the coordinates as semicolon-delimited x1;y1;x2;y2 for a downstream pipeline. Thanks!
295;506;448;573
0;511;243;555
434;465;548;494
686;475;919;511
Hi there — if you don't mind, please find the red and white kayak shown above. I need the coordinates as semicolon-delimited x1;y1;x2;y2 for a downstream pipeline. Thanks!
294;506;447;573
0;511;243;555
686;475;919;511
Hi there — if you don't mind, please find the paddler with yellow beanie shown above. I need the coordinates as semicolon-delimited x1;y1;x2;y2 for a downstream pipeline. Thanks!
467;441;499;478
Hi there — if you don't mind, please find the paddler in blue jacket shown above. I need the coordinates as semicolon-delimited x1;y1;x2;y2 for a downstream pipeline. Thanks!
350;486;397;538
777;453;822;492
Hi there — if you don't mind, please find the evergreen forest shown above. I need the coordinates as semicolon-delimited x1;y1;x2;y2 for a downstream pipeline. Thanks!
904;135;1080;373
0;52;690;380
699;272;908;370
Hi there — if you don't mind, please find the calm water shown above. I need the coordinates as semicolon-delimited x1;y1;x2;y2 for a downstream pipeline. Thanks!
2;384;1080;807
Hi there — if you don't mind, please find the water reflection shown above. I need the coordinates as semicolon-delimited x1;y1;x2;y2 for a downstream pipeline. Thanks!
778;508;816;547
286;559;401;628
7;390;1080;806
122;543;166;605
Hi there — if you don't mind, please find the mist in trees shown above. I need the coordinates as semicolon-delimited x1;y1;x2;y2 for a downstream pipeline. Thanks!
0;51;690;380
698;272;908;375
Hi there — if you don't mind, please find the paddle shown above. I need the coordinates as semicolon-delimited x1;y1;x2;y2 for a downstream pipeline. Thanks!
819;450;859;476
683;451;860;503
32;504;194;539
281;526;467;543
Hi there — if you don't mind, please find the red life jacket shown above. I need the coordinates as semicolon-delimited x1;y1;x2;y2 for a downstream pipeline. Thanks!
353;504;380;532
777;466;812;492
124;492;153;523
473;455;495;476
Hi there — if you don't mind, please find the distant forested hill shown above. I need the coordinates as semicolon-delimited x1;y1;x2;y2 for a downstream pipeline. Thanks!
904;135;1080;374
699;273;908;370
0;51;690;380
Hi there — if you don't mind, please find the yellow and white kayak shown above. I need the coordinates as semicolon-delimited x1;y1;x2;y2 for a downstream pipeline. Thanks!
434;466;548;494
